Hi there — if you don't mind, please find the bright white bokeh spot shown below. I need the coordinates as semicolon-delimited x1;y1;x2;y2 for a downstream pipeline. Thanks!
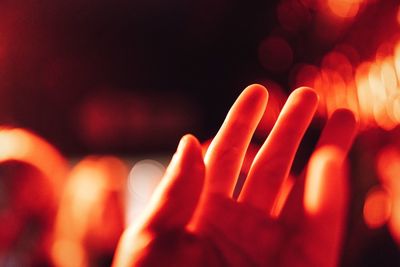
125;159;165;226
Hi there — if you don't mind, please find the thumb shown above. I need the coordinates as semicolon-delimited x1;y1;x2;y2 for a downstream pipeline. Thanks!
139;134;205;233
113;134;205;267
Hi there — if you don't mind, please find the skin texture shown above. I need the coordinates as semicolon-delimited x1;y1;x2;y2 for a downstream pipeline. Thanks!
113;84;358;267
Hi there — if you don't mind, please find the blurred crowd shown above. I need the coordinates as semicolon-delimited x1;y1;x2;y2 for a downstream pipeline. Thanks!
1;118;400;266
0;128;127;266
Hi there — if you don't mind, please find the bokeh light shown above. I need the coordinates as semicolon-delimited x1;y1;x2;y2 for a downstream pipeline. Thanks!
295;37;400;130
126;159;165;226
52;156;127;267
327;0;362;19
375;146;400;246
0;128;68;194
363;186;391;229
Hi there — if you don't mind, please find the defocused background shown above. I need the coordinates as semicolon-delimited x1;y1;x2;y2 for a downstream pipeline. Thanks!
1;0;400;266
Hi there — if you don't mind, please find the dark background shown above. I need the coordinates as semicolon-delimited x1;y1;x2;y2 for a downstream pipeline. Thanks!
2;0;397;156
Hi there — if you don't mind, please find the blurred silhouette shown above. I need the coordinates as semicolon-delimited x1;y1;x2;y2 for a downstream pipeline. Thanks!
51;156;128;267
0;161;56;266
0;128;68;266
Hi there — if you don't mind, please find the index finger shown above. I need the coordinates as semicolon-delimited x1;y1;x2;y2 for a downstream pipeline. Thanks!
203;84;268;197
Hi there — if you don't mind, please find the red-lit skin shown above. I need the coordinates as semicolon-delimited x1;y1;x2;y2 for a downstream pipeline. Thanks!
113;84;357;267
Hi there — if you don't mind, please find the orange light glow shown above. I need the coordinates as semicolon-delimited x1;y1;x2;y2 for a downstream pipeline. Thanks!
392;96;400;122
327;0;361;19
376;146;400;184
376;146;400;245
52;156;127;267
0;128;68;194
363;187;391;229
51;240;87;267
345;80;360;117
304;147;343;215
355;62;374;125
389;192;400;245
304;158;325;215
304;38;400;130
380;57;398;96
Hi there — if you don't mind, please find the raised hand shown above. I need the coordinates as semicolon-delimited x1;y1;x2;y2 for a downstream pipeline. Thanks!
113;84;357;267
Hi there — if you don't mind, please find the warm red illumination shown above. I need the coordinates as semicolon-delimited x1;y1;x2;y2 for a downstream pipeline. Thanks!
270;176;295;218
375;146;400;245
389;190;400;245
52;156;127;267
327;0;362;19
304;152;327;215
376;146;400;184
363;187;391;229
296;37;400;130
0;128;68;193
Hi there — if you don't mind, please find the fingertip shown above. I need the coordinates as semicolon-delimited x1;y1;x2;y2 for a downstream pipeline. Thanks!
180;134;203;156
291;86;319;107
241;84;269;108
332;108;356;121
330;108;358;132
182;133;201;145
177;134;205;173
317;108;359;153
244;83;268;94
143;134;205;232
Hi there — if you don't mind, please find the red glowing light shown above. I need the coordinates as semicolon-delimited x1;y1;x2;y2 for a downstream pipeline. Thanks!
375;146;400;245
298;37;400;130
52;156;127;267
363;187;391;229
389;192;400;245
376;146;400;184
327;0;362;19
0;128;68;193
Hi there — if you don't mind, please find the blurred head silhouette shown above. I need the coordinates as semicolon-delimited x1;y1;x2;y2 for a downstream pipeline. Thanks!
0;160;57;266
51;156;127;267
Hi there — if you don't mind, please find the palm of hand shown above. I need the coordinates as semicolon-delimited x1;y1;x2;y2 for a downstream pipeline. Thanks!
113;85;357;267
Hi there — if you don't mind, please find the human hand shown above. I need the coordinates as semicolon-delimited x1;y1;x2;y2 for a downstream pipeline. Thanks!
113;84;357;267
